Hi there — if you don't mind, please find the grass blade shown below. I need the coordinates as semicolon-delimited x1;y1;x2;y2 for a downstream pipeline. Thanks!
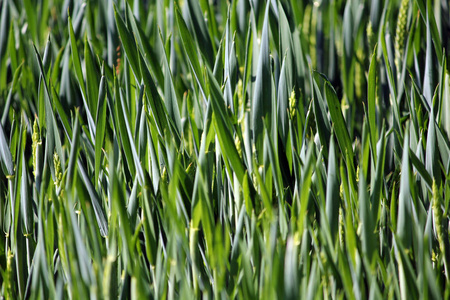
252;2;271;163
324;82;352;163
0;122;14;176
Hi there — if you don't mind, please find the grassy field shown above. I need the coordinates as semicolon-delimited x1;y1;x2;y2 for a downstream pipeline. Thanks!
1;0;450;298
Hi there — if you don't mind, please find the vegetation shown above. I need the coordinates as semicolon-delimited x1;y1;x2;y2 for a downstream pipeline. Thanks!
0;0;450;298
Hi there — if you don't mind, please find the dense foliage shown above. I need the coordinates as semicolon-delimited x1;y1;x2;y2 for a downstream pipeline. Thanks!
1;0;450;298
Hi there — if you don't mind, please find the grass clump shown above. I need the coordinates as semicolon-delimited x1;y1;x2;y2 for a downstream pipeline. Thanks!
1;0;450;299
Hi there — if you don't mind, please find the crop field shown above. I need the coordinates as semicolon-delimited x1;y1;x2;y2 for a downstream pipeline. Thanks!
1;0;450;298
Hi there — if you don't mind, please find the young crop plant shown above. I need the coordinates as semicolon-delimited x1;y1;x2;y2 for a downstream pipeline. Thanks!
1;0;450;299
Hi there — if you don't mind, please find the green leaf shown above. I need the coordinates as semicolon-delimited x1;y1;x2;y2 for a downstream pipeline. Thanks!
0;0;10;62
426;108;441;184
423;10;435;108
311;74;331;158
371;126;386;219
408;147;433;191
125;4;164;85
424;0;442;59
324;82;352;163
0;122;14;176
185;0;215;67
159;31;182;137
359;165;375;262
68;16;95;136
325;134;339;240
113;6;141;80
139;51;170;137
84;37;100;117
264;124;284;201
77;162;108;237
20;150;32;235
367;44;378;159
66;110;80;190
95;74;107;184
113;75;136;178
252;2;271;163
175;7;206;95
1;62;23;126
207;68;245;184
397;126;412;250
33;44;65;179
278;54;289;131
23;0;37;43
51;84;72;138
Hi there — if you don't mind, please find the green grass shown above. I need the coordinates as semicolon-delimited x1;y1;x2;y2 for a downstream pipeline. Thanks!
1;0;450;298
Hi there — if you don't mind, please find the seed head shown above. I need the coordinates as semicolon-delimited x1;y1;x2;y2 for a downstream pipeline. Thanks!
366;21;376;51
54;152;63;189
5;250;14;299
32;119;40;176
339;207;345;247
161;166;168;183
395;0;409;76
432;180;445;256
234;135;242;158
289;89;296;119
237;79;244;109
355;48;364;99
